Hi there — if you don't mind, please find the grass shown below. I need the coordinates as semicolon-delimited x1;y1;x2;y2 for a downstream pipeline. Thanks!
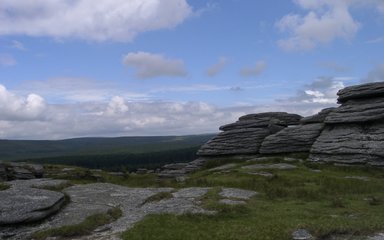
0;182;9;191
32;207;122;240
119;156;384;240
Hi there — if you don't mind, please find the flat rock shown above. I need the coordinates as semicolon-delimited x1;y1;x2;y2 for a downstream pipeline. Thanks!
0;179;65;225
309;122;384;165
219;188;257;200
247;171;274;177
325;97;384;123
239;112;302;125
242;163;297;170
337;82;384;103
197;128;271;156
209;163;238;172
300;108;335;124
260;123;324;154
219;199;246;205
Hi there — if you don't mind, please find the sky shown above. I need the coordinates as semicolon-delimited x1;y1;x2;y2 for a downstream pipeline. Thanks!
0;0;383;140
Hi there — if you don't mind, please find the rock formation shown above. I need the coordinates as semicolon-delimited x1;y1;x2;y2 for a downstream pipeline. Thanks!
309;82;384;166
197;112;302;156
198;82;384;166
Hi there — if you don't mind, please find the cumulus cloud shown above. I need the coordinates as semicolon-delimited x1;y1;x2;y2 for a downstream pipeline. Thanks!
0;53;16;66
0;85;46;121
362;64;384;83
240;61;267;77
0;0;192;42
123;52;187;79
284;77;345;104
205;57;229;77
276;0;360;51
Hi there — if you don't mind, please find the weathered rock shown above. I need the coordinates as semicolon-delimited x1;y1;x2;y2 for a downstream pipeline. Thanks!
325;97;384;123
239;112;302;125
260;123;324;154
0;179;66;225
292;229;313;240
219;199;246;205
309;122;384;166
219;188;258;200
197;128;271;156
136;168;148;174
337;81;384;103
300;108;335;124
1;162;45;180
208;163;238;172
162;163;188;170
242;163;297;170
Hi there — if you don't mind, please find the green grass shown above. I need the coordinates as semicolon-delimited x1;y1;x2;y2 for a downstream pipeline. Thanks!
0;182;9;191
32;207;122;240
120;156;384;240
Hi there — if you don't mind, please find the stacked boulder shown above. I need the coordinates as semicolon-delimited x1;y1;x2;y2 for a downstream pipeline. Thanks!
259;108;334;154
310;82;384;166
197;112;302;156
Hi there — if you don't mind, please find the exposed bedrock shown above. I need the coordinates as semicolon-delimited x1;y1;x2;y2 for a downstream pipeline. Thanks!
238;112;302;125
309;122;384;166
260;123;324;154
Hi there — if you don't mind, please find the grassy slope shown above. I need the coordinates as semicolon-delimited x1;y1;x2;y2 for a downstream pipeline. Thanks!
114;156;384;240
0;134;214;161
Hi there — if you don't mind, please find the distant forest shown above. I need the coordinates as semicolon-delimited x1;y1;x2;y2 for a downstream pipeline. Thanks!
1;135;214;171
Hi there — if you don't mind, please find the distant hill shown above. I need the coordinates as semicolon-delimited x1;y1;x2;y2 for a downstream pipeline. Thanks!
0;134;215;164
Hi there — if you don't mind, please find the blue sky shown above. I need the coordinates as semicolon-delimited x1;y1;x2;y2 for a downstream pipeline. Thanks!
0;0;383;139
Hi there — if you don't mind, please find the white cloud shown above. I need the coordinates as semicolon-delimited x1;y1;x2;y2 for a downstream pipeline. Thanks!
0;0;192;42
123;52;187;79
205;57;229;77
18;77;149;103
0;85;46;121
240;61;267;77
277;0;360;51
0;53;16;66
284;77;345;104
362;64;384;83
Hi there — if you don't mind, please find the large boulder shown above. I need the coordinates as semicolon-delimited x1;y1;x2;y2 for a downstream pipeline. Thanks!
337;82;384;103
325;97;384;124
197;128;272;156
260;123;324;154
0;179;66;225
197;112;302;156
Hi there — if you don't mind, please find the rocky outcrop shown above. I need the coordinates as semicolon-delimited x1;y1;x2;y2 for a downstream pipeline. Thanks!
157;158;206;180
310;82;384;166
300;108;335;124
197;112;302;156
0;162;44;181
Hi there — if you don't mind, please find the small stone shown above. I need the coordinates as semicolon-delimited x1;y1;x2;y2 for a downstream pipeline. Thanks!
242;163;297;170
344;176;370;181
248;171;274;177
208;163;237;172
292;229;313;240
